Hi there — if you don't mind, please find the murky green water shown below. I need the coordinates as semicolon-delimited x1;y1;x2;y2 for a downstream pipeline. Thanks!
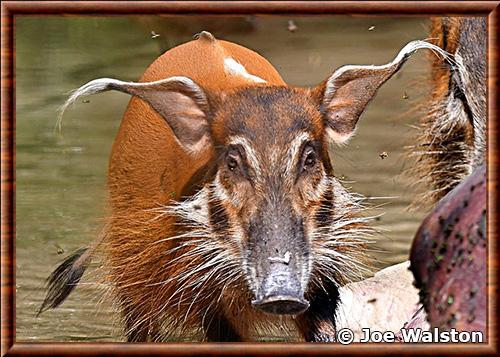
16;16;431;341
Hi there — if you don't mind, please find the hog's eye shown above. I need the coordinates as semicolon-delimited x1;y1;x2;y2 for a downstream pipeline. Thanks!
301;146;317;171
225;145;251;180
228;157;238;171
305;152;316;167
227;148;242;172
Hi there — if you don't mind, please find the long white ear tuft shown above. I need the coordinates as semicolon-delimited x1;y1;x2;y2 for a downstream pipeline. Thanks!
315;40;454;145
57;76;212;154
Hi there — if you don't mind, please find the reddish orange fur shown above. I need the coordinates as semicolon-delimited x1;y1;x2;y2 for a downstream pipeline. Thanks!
49;29;403;341
104;36;286;341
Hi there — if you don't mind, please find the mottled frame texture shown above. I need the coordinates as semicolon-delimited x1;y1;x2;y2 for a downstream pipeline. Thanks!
1;1;498;356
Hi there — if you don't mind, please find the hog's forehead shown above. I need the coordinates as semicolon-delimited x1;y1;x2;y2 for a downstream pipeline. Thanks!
217;87;323;145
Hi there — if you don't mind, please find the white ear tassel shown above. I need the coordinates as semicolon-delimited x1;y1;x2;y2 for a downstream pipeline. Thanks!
56;76;198;132
325;40;456;101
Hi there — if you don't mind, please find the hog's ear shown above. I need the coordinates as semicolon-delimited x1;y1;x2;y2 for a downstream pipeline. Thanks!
60;76;212;154
313;40;450;145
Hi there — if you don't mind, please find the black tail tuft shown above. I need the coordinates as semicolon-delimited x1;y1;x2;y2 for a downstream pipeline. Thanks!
37;247;90;316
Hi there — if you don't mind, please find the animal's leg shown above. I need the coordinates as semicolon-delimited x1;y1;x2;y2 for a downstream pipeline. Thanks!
294;279;339;342
202;309;243;342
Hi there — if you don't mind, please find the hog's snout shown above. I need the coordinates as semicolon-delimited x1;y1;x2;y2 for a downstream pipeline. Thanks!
247;202;310;315
252;295;309;315
251;262;309;315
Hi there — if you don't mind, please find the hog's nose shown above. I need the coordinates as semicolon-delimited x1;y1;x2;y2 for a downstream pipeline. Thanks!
251;263;309;315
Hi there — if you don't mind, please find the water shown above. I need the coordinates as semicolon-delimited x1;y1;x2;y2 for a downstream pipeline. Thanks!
16;16;431;341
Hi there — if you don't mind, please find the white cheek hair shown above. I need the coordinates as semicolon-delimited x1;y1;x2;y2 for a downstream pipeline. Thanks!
309;174;330;202
164;187;211;228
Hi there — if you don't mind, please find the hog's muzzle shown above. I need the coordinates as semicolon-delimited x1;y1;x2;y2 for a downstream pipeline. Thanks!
247;200;310;315
251;262;309;315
